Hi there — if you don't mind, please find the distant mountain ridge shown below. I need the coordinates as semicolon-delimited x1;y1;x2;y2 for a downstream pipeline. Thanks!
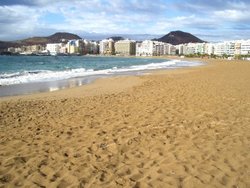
0;32;81;51
107;36;125;42
17;32;81;45
156;31;205;45
0;31;205;52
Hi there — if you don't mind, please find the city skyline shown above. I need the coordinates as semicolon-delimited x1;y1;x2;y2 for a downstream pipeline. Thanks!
0;0;250;42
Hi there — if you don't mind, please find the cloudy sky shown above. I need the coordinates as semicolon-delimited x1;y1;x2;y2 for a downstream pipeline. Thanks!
0;0;250;41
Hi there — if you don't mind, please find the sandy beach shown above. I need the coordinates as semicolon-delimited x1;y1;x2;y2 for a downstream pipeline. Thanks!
0;58;250;187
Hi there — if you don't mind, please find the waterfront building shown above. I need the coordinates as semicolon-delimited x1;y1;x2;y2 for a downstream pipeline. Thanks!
75;40;85;54
115;39;136;56
155;42;167;56
155;43;164;56
168;44;177;55
204;43;214;55
7;47;16;53
185;43;196;55
176;44;184;55
66;40;84;54
240;40;250;55
59;43;68;54
214;42;235;56
83;40;99;54
46;43;62;55
234;42;241;55
30;45;45;53
9;44;46;54
136;40;176;56
99;39;115;55
136;40;155;56
5;36;250;58
194;43;206;54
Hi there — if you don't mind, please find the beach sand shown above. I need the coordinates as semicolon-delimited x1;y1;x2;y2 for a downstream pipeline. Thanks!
0;59;250;187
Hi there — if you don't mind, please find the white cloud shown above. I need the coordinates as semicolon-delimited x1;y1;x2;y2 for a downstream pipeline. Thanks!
214;9;250;22
0;0;250;41
0;5;41;39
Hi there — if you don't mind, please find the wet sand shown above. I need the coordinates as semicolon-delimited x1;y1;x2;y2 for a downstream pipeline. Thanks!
0;58;250;187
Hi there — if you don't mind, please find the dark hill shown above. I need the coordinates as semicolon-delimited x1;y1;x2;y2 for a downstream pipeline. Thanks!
20;32;82;45
47;32;81;42
0;32;82;51
0;41;19;52
107;36;125;41
156;31;204;45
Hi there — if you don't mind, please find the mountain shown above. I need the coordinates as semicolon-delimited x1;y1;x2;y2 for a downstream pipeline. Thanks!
0;32;82;52
19;32;81;45
156;31;205;45
47;32;81;42
0;41;18;48
107;36;125;42
81;33;161;41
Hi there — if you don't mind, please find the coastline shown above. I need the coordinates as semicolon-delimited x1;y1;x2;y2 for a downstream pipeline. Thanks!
0;58;250;187
0;56;202;98
0;57;243;102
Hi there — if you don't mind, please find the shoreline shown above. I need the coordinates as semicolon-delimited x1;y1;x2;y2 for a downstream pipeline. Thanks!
0;57;247;101
0;56;203;98
0;58;250;187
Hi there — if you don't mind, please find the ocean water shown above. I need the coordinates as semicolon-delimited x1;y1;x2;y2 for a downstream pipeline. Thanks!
0;56;203;96
0;56;202;86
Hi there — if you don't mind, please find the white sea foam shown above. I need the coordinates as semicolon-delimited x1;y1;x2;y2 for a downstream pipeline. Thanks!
0;60;202;85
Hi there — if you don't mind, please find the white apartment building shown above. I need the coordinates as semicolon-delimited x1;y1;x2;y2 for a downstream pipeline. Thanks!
194;43;206;54
115;39;136;56
136;40;176;56
66;40;85;54
59;43;67;54
155;43;164;56
46;43;62;55
204;43;214;55
179;40;250;56
168;45;177;55
136;40;155;56
176;44;184;55
214;42;235;56
240;40;250;55
183;43;196;55
83;40;99;54
155;42;165;56
234;42;241;55
8;47;22;53
214;40;250;57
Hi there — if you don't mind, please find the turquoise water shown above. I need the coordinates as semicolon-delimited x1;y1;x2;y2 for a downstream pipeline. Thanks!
0;55;202;86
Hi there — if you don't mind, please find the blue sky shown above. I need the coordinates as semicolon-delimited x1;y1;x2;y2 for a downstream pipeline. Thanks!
0;0;250;41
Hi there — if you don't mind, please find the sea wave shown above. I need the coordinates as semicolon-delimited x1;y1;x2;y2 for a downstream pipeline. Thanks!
0;60;202;85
